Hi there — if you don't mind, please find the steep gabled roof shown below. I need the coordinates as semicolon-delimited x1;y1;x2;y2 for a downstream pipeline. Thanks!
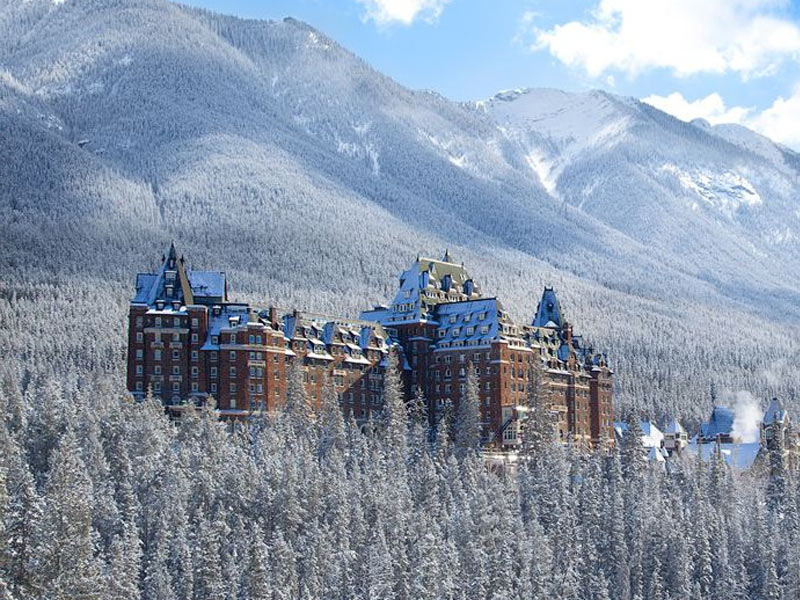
763;397;789;426
532;287;563;329
699;406;735;439
663;418;686;436
132;243;226;307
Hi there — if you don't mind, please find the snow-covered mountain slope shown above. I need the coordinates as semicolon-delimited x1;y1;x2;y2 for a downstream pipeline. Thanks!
1;0;799;421
482;88;800;282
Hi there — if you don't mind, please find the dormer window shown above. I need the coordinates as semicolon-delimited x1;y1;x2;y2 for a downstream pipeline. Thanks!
452;328;460;336
156;301;164;311
173;302;180;311
165;285;173;297
165;270;176;281
449;316;457;324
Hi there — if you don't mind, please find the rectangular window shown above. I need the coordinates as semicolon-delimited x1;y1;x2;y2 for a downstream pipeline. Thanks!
191;350;198;361
211;351;218;361
174;317;180;327
191;382;198;392
135;381;143;391
191;334;198;343
211;336;219;345
173;382;180;392
191;318;199;327
172;366;179;375
136;316;143;327
256;335;262;344
154;382;161;393
230;351;236;361
210;367;218;377
136;349;143;359
191;366;198;377
172;350;179;360
211;383;218;393
136;332;143;343
136;365;143;375
230;367;236;377
229;334;236;344
172;333;180;342
155;317;162;327
154;366;162;375
230;383;237;392
249;335;255;344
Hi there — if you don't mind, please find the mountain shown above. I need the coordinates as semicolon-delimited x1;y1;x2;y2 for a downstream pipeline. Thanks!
481;88;800;306
1;0;798;423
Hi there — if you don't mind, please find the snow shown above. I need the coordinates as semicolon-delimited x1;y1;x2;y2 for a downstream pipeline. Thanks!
687;441;762;470
659;163;762;216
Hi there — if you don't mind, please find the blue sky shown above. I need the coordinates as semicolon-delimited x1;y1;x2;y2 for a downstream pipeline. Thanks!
183;0;800;147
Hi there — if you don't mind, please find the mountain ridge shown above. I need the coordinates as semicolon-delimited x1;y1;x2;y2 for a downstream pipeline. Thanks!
1;0;799;422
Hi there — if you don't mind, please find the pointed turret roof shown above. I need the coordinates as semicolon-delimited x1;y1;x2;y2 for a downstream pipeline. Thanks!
442;248;453;263
132;243;226;307
663;418;686;436
532;286;563;329
763;398;789;426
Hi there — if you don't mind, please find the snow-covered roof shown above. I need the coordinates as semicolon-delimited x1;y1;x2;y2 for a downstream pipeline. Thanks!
532;287;563;329
430;298;503;349
359;253;480;326
763;398;789;426
613;420;663;448
699;406;735;439
188;270;225;301
663;418;686;436
687;441;762;470
647;446;666;462
132;242;227;307
200;304;251;350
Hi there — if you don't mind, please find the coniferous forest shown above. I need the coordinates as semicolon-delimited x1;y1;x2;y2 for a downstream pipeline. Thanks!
0;353;798;600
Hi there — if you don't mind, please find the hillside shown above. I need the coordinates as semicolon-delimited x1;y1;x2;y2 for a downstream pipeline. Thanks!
1;0;799;423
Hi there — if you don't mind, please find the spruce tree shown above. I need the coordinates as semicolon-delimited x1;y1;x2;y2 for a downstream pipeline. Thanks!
453;364;481;458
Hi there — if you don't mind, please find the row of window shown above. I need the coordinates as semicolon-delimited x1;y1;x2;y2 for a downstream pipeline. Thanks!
135;316;201;328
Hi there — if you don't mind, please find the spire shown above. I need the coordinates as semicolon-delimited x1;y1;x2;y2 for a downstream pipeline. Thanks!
167;240;178;261
442;248;452;263
532;286;564;329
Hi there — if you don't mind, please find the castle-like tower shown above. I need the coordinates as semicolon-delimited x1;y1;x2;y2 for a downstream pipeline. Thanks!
126;245;614;447
359;252;613;447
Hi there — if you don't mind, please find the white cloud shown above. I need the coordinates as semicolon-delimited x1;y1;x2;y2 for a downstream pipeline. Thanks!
642;92;752;125
748;86;800;148
529;0;800;78
357;0;450;26
642;89;800;149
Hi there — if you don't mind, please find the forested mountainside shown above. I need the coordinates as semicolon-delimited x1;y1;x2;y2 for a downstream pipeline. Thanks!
2;358;800;600
1;0;799;424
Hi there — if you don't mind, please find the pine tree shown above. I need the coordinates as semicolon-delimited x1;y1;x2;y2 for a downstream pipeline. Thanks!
381;350;408;464
318;378;346;460
521;363;555;456
285;361;314;428
106;519;142;600
453;364;481;458
30;427;104;600
244;525;271;600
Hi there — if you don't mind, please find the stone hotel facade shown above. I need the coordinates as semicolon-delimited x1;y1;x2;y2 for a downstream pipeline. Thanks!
127;244;614;447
